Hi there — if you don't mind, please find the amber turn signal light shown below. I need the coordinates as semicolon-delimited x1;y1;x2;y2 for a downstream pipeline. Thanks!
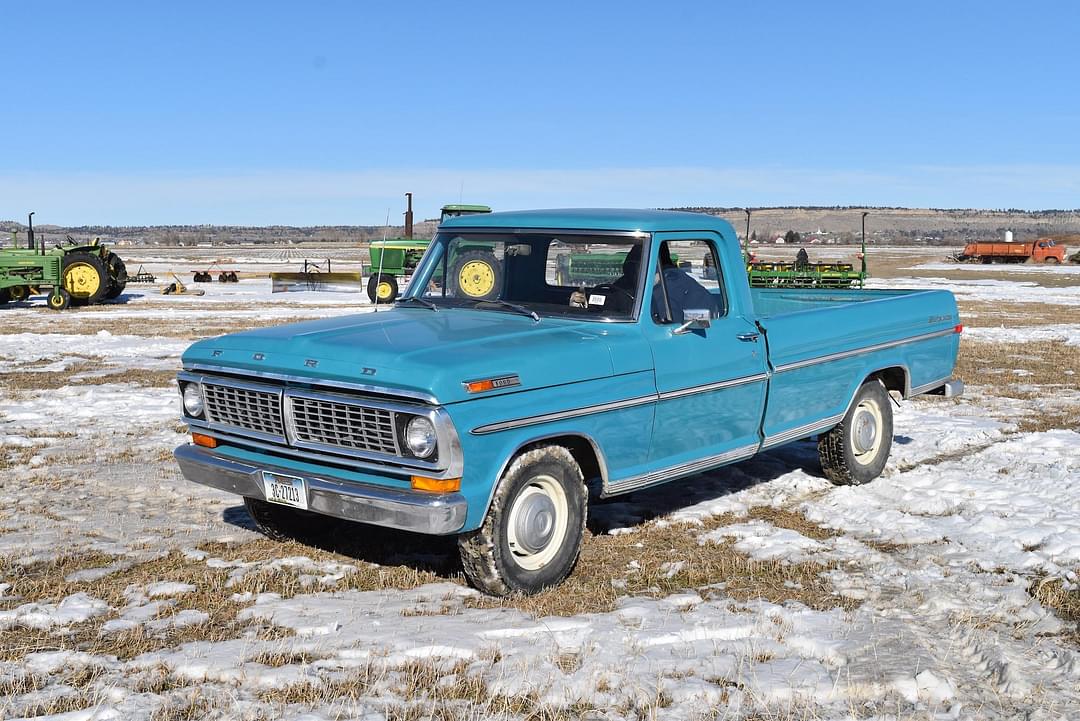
464;379;496;393
410;476;461;493
192;432;218;449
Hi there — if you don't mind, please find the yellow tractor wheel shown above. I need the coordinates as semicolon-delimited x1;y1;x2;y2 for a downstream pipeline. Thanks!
62;253;108;306
366;273;399;303
47;289;72;311
451;251;501;300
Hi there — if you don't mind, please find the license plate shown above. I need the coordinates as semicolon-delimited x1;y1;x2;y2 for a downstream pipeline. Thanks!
262;471;308;510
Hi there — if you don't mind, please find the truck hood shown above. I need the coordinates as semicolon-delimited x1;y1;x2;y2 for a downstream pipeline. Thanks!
181;307;649;404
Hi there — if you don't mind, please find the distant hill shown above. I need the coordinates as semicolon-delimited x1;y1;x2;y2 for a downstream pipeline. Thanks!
3;207;1080;246
676;207;1080;245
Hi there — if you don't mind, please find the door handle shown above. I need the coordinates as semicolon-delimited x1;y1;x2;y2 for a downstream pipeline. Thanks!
737;332;760;342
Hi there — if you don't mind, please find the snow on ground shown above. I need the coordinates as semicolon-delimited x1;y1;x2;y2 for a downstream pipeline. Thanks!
868;275;1080;305
913;262;1080;275
963;324;1080;346
0;253;1078;719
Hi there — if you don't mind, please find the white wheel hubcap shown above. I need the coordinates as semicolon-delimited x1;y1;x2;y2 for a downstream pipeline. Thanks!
851;398;884;464
506;474;569;571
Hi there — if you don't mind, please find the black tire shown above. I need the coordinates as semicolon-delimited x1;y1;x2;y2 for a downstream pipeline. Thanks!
227;272;238;282
243;497;341;544
450;250;501;301
61;253;109;306
458;445;586;596
367;273;398;303
105;254;127;300
47;289;71;311
7;285;30;302
819;379;893;485
0;288;10;305
218;272;229;283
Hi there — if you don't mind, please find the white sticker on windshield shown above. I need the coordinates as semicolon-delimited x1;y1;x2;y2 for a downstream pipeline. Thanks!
588;294;606;306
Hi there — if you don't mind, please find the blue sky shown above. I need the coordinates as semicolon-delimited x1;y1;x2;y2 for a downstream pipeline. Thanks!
3;1;1079;225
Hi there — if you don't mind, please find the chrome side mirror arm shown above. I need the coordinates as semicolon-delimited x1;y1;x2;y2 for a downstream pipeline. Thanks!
672;308;712;335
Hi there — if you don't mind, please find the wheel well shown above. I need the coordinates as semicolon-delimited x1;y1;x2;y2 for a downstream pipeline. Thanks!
519;435;604;491
867;366;907;396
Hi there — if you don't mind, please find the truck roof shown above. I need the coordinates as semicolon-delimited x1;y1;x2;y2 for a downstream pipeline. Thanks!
439;208;737;235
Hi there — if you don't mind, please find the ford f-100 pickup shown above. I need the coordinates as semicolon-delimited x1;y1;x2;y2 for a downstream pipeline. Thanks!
175;209;963;595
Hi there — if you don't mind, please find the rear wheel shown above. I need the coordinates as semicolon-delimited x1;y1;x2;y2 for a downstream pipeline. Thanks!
451;251;501;300
105;254;127;299
243;497;341;544
0;288;9;305
367;273;398;303
458;445;586;596
62;252;108;305
819;379;893;485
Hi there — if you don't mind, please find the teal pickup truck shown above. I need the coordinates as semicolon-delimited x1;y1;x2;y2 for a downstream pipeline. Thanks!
175;209;962;595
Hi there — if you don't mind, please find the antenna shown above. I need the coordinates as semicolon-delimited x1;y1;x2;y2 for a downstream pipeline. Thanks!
459;180;464;204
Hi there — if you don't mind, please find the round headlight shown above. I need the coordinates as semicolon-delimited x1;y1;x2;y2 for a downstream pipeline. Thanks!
404;416;437;458
182;383;205;417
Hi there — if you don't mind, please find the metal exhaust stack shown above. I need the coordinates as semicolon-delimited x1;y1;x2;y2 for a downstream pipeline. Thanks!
27;212;35;251
404;192;414;240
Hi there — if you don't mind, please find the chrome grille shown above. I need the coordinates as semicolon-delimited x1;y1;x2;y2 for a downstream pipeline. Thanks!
203;383;284;437
289;396;399;455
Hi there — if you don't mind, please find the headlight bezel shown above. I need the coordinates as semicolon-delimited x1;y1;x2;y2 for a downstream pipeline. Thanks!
403;415;438;459
181;382;206;418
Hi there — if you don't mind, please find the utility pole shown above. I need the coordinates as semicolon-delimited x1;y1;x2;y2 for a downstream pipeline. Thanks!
861;211;869;280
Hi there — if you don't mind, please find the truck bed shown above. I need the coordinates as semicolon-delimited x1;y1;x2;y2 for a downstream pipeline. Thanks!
750;287;929;318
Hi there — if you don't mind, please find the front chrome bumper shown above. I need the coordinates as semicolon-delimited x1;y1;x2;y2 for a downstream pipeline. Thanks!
174;444;467;535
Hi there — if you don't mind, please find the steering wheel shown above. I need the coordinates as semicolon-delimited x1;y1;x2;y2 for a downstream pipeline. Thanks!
589;283;635;312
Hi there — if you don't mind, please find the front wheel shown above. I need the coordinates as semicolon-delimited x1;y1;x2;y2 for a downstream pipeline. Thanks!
819;379;893;485
47;289;72;310
367;273;398;303
458;445;586;596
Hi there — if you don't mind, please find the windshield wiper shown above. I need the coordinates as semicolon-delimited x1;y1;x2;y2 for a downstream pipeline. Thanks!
396;296;438;312
472;299;540;322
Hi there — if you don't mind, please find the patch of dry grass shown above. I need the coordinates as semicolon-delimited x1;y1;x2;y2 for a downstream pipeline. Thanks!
469;508;850;617
1030;574;1080;645
954;339;1080;432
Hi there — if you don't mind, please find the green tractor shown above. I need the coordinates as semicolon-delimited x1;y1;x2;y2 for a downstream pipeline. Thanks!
364;194;497;303
0;213;128;310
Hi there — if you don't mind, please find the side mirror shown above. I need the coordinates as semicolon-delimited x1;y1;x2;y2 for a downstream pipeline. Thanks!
673;308;711;335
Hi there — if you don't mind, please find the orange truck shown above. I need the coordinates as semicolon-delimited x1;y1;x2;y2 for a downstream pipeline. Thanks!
953;238;1065;264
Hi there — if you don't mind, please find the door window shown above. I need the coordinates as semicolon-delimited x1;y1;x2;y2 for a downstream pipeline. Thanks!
651;239;728;324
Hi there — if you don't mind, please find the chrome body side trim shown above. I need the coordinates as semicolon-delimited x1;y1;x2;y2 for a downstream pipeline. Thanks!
909;376;952;397
772;328;957;374
760;414;844;449
470;394;657;435
174;444;467;535
603;443;760;497
656;373;770;401
185;363;440;405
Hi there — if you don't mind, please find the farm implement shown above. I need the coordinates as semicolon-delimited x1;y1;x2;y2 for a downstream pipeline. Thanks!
271;259;362;294
0;213;127;310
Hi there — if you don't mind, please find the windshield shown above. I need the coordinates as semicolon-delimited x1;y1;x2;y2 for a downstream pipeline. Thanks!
404;232;647;321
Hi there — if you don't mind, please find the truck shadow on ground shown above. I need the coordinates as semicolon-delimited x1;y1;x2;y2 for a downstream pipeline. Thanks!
219;438;827;579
